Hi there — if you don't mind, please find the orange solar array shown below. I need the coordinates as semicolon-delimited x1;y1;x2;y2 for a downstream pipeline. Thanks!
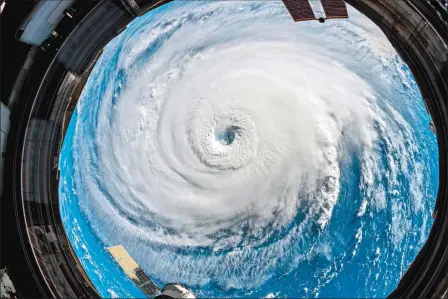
321;0;348;19
282;0;316;22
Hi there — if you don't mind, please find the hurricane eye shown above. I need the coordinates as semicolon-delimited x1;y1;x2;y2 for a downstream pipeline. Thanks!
215;125;238;145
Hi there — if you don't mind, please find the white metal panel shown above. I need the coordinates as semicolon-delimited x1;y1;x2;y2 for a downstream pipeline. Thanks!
1;102;11;196
48;0;73;25
19;0;74;46
0;102;10;133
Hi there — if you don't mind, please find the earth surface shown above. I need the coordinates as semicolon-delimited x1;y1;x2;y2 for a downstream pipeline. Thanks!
59;1;439;298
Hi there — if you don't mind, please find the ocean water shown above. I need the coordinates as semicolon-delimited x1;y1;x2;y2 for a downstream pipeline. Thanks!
59;1;439;298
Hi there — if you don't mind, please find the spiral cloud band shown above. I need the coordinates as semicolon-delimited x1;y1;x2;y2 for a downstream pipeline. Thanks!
61;1;438;297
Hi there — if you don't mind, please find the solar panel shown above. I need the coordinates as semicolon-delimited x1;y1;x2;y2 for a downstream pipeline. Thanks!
282;0;316;22
321;0;349;19
107;245;160;297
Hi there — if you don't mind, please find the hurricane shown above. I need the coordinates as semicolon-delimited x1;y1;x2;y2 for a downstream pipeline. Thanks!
59;1;439;298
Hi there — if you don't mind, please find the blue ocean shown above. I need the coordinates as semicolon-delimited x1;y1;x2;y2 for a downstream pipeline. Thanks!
59;1;439;298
